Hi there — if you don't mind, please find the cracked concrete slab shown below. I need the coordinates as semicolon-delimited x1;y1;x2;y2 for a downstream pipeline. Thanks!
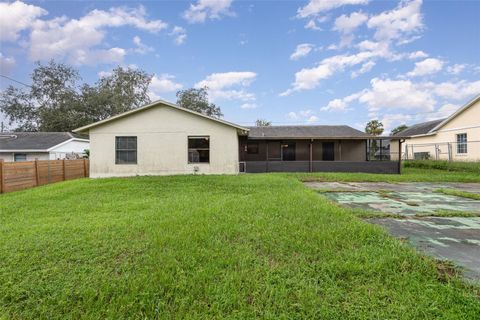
323;191;480;215
369;217;480;282
304;182;480;194
305;182;480;282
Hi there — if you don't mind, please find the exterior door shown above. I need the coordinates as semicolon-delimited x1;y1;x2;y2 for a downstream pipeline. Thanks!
282;142;296;161
322;142;334;161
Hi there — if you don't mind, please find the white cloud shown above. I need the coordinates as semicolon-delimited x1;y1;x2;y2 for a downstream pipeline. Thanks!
290;43;314;60
71;48;126;66
351;60;375;78
285;109;319;123
426;103;459;121
297;0;369;18
326;77;480;130
240;103;257;109
333;11;368;34
367;0;423;43
408;50;428;59
287;111;299;120
0;53;16;74
322;92;360;112
150;74;183;93
183;0;234;24
447;64;466;75
170;26;187;45
0;1;47;41
286;109;319;123
321;99;348;112
381;113;413;133
428;80;480;100
98;70;113;78
305;19;322;30
407;58;444;77
132;36;154;54
358;78;436;112
27;5;166;65
281;48;392;95
195;71;257;101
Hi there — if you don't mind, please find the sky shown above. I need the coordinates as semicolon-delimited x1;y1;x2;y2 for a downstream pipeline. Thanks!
0;0;479;133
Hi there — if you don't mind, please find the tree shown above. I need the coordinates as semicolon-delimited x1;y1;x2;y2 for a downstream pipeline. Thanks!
365;120;384;136
391;124;408;135
365;120;384;160
176;87;223;118
0;61;152;132
255;119;271;126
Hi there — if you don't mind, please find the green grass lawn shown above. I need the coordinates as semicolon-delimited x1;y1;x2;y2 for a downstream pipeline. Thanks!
1;170;480;319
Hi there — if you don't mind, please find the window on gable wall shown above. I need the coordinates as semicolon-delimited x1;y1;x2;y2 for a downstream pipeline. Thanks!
456;133;467;154
188;136;210;163
115;137;137;164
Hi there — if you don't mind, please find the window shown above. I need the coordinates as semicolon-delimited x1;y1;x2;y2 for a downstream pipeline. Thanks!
14;153;27;162
456;133;467;154
188;136;210;163
247;142;259;154
115;136;137;164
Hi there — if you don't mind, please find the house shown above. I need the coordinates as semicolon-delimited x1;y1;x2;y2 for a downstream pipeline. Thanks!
391;94;480;161
0;132;89;162
239;126;399;173
74;100;402;177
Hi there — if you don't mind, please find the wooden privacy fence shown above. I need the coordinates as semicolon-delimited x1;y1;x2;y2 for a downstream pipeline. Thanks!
0;159;89;194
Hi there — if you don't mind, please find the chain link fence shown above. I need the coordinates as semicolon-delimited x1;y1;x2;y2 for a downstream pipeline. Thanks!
403;141;480;161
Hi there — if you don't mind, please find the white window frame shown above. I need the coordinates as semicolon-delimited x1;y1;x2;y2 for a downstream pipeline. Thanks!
456;133;467;154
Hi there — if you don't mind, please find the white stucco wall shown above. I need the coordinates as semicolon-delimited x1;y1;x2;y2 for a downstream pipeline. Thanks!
88;105;241;178
393;98;480;161
0;152;50;162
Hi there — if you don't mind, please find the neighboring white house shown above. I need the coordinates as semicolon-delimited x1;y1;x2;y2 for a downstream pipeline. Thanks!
74;100;248;178
391;94;480;161
0;132;89;162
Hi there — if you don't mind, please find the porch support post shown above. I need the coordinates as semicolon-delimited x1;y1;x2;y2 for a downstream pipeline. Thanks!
266;141;269;172
339;140;342;161
309;139;313;172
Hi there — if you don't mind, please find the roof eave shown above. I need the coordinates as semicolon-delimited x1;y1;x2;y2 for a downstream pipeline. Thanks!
73;100;249;133
428;94;480;133
246;136;374;140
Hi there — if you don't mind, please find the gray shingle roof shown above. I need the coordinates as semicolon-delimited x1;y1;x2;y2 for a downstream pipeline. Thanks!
393;119;445;137
246;125;373;139
0;132;88;151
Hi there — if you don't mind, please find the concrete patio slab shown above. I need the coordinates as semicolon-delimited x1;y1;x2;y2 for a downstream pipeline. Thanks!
304;181;480;194
323;191;480;216
369;217;480;282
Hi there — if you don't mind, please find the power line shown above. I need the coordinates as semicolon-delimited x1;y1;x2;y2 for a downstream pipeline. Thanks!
0;74;32;88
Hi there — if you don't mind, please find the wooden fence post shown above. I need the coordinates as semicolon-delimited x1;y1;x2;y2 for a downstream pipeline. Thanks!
0;159;4;194
35;159;40;186
83;158;87;177
63;159;66;181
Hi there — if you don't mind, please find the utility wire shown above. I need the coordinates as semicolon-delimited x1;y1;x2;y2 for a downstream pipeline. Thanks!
0;74;32;88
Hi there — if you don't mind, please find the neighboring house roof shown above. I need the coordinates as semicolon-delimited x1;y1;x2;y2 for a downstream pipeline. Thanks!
393;119;445;137
246;125;374;139
0;132;89;152
395;94;480;138
74;100;249;133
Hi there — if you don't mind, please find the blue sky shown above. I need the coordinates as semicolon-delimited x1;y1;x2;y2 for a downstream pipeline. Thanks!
0;0;479;133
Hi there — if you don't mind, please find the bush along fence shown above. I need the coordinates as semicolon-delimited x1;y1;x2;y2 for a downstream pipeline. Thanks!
0;159;89;194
